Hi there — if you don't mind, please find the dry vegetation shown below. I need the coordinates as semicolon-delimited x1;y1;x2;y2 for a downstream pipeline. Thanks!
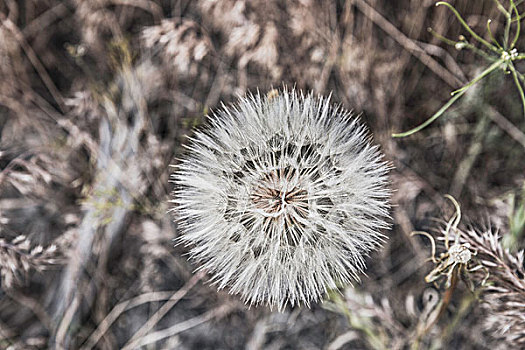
0;0;524;349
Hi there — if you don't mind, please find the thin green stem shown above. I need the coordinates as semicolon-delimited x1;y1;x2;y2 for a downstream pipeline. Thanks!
517;11;525;21
451;58;504;95
430;24;495;61
392;59;503;138
509;62;525;117
515;69;525;83
504;1;513;48
511;0;521;48
493;0;510;17
466;43;499;61
392;92;464;137
512;12;525;22
487;20;503;50
437;2;500;53
428;27;458;46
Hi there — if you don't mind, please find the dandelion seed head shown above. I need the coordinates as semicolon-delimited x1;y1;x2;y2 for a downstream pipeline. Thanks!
171;89;391;310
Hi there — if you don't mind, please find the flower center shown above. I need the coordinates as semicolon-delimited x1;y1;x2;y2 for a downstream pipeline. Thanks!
250;168;309;245
251;168;308;214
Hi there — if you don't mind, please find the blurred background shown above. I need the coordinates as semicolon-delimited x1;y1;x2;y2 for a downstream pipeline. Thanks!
0;0;524;349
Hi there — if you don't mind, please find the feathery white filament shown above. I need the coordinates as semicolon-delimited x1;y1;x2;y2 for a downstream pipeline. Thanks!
171;89;391;310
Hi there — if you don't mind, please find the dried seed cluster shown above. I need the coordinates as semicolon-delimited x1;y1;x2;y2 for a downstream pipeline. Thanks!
171;90;391;309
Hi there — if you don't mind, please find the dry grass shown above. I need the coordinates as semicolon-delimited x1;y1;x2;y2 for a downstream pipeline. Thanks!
0;0;524;349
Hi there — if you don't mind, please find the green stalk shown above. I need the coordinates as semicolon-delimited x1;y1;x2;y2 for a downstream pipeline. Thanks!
437;2;500;53
392;92;464;138
493;0;510;17
487;20;503;50
428;27;458;46
393;59;503;138
511;0;521;49
509;62;525;117
503;1;514;49
451;58;504;95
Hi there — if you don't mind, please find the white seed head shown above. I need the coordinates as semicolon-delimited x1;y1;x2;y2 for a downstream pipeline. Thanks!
171;89;391;310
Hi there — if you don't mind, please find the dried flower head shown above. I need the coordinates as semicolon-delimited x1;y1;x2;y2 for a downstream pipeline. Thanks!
171;89;391;310
460;228;525;347
0;235;60;289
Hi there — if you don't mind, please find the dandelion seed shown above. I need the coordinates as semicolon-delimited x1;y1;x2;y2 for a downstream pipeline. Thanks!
170;89;391;310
